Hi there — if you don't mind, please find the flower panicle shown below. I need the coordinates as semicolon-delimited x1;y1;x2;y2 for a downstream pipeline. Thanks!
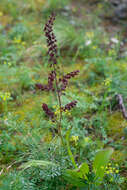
63;101;77;111
44;12;58;66
59;70;80;91
42;103;55;119
36;71;56;92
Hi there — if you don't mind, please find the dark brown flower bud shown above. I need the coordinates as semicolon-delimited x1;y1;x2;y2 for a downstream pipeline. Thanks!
44;12;58;67
59;70;80;92
63;101;77;111
42;103;54;119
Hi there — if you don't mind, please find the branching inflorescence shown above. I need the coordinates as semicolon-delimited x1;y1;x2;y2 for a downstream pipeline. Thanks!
36;13;79;140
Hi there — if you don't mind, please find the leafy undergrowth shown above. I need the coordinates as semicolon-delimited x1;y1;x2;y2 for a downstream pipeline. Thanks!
0;0;127;189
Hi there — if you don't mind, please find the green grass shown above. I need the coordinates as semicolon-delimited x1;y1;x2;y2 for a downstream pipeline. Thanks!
0;0;127;189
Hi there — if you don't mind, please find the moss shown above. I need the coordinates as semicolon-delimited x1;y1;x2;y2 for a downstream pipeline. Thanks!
112;150;126;162
107;111;127;139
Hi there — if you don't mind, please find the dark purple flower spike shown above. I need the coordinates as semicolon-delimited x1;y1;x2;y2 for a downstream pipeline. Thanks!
59;70;79;91
44;12;58;66
63;101;77;111
42;103;55;119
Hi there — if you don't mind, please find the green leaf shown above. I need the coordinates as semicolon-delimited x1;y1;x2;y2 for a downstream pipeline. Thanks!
93;148;114;183
63;162;89;187
66;129;78;169
19;160;56;170
63;170;86;187
78;162;89;179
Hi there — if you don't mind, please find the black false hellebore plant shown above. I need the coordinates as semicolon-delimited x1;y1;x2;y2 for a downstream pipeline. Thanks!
36;13;79;143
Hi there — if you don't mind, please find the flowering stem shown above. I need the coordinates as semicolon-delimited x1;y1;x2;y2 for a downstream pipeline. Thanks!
53;64;64;145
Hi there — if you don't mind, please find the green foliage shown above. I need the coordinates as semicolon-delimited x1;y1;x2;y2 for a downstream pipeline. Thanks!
63;148;113;188
93;148;114;184
0;0;127;189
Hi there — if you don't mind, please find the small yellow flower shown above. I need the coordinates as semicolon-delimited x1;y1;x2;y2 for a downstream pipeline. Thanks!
92;46;97;50
108;49;116;56
8;62;12;66
98;3;103;9
0;12;3;17
22;41;26;46
115;170;119;174
106;171;110;174
84;137;90;143
65;110;71;116
70;135;79;143
115;164;118;167
104;78;112;86
108;163;111;166
110;177;113;182
86;31;94;39
13;36;22;44
3;97;6;101
101;166;104;170
0;92;11;102
109;170;113;174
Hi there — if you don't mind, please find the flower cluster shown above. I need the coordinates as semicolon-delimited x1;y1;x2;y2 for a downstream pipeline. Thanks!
44;12;58;66
36;71;55;91
3;61;12;66
59;70;79;91
70;135;79;146
13;36;26;46
0;12;3;17
0;92;11;101
104;77;112;87
63;101;77;111
42;103;54;119
36;13;79;125
105;163;119;174
100;163;119;175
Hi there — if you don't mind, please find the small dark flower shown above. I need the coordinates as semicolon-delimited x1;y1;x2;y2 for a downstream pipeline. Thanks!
59;70;80;91
42;103;54;119
63;101;77;111
35;83;47;91
47;71;55;91
36;71;56;92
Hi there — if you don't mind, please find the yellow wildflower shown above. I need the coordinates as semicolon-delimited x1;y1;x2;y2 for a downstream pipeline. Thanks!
98;3;103;9
4;61;7;65
70;135;79;143
86;31;94;39
109;170;113;174
13;36;22;44
22;41;26;46
110;177;113;182
108;49;116;56
0;12;3;17
104;78;112;86
0;92;11;102
101;166;104;170
115;170;119;174
65;110;71;116
92;46;97;50
84;137;90;143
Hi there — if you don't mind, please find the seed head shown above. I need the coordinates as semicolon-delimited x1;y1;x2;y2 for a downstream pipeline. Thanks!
44;13;58;66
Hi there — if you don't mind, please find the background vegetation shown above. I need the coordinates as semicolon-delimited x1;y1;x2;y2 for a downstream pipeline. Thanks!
0;0;127;189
